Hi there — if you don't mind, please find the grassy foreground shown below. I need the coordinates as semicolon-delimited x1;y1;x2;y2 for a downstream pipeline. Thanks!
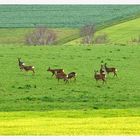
0;45;140;111
0;109;140;135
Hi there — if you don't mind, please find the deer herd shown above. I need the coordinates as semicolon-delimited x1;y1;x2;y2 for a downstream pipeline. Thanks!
18;58;117;84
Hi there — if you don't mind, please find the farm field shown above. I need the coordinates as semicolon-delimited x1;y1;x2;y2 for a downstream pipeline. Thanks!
0;5;140;45
0;109;140;135
0;5;140;28
0;5;140;136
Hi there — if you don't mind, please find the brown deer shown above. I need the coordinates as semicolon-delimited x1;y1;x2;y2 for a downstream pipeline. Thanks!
55;71;68;83
67;72;77;81
94;70;106;84
104;63;117;77
22;65;35;75
100;64;106;74
17;58;25;71
47;67;64;77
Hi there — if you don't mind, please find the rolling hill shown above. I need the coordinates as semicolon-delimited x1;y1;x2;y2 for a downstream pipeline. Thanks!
0;5;140;45
68;17;140;45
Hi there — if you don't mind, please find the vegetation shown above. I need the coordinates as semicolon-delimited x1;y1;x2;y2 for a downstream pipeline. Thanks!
0;45;140;111
0;5;140;28
0;110;140;135
68;18;140;45
97;18;140;45
0;5;140;135
0;28;78;45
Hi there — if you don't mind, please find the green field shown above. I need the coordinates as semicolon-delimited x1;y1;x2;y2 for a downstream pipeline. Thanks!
0;28;79;45
0;45;140;135
68;18;140;45
0;45;140;111
0;5;140;28
0;5;140;45
0;5;140;135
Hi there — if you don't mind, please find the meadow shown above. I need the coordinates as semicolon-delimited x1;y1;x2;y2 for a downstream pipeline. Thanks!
0;45;140;112
0;5;140;135
0;44;140;135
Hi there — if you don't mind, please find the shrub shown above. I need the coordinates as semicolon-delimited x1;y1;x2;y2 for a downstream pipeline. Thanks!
25;27;57;46
94;33;108;44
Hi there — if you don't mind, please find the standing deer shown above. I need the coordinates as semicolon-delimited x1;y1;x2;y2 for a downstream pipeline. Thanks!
47;67;64;77
100;64;106;75
22;65;35;75
94;70;106;84
55;71;68;83
17;58;25;71
104;63;117;77
67;72;77;81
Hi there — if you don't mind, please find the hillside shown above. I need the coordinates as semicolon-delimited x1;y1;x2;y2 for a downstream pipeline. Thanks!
0;5;140;28
68;18;140;45
0;5;140;45
96;17;140;45
0;28;78;44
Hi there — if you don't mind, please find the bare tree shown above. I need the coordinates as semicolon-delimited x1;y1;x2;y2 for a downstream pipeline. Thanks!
80;25;96;44
25;27;57;46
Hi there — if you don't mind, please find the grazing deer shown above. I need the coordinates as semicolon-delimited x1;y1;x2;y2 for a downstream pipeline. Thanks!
94;70;106;84
47;67;64;77
22;65;35;75
67;72;77;81
104;63;117;77
55;71;68;83
17;58;25;71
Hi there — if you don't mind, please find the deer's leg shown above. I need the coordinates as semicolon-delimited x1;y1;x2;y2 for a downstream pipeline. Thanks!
65;79;69;84
52;72;54;77
113;72;117;77
102;79;106;84
32;69;35;75
73;76;76;82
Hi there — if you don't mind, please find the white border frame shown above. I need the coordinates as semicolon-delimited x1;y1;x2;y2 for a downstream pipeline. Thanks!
0;0;140;4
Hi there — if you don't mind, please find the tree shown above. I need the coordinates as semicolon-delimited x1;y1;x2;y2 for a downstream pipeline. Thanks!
80;25;96;44
25;27;57;46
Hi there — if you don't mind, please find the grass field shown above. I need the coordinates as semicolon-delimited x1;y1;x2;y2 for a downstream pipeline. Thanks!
0;44;140;111
96;18;140;44
0;109;140;135
1;5;140;45
0;5;140;136
67;18;140;45
0;28;78;45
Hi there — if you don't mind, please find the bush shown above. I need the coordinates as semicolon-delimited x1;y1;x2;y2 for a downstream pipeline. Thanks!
131;35;140;44
94;33;108;44
25;27;57;46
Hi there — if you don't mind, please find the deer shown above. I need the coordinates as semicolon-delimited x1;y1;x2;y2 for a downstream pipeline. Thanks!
67;72;77;81
22;65;35;75
55;71;68;83
104;63;117;77
47;67;64;77
100;64;106;75
17;58;25;71
94;70;106;84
